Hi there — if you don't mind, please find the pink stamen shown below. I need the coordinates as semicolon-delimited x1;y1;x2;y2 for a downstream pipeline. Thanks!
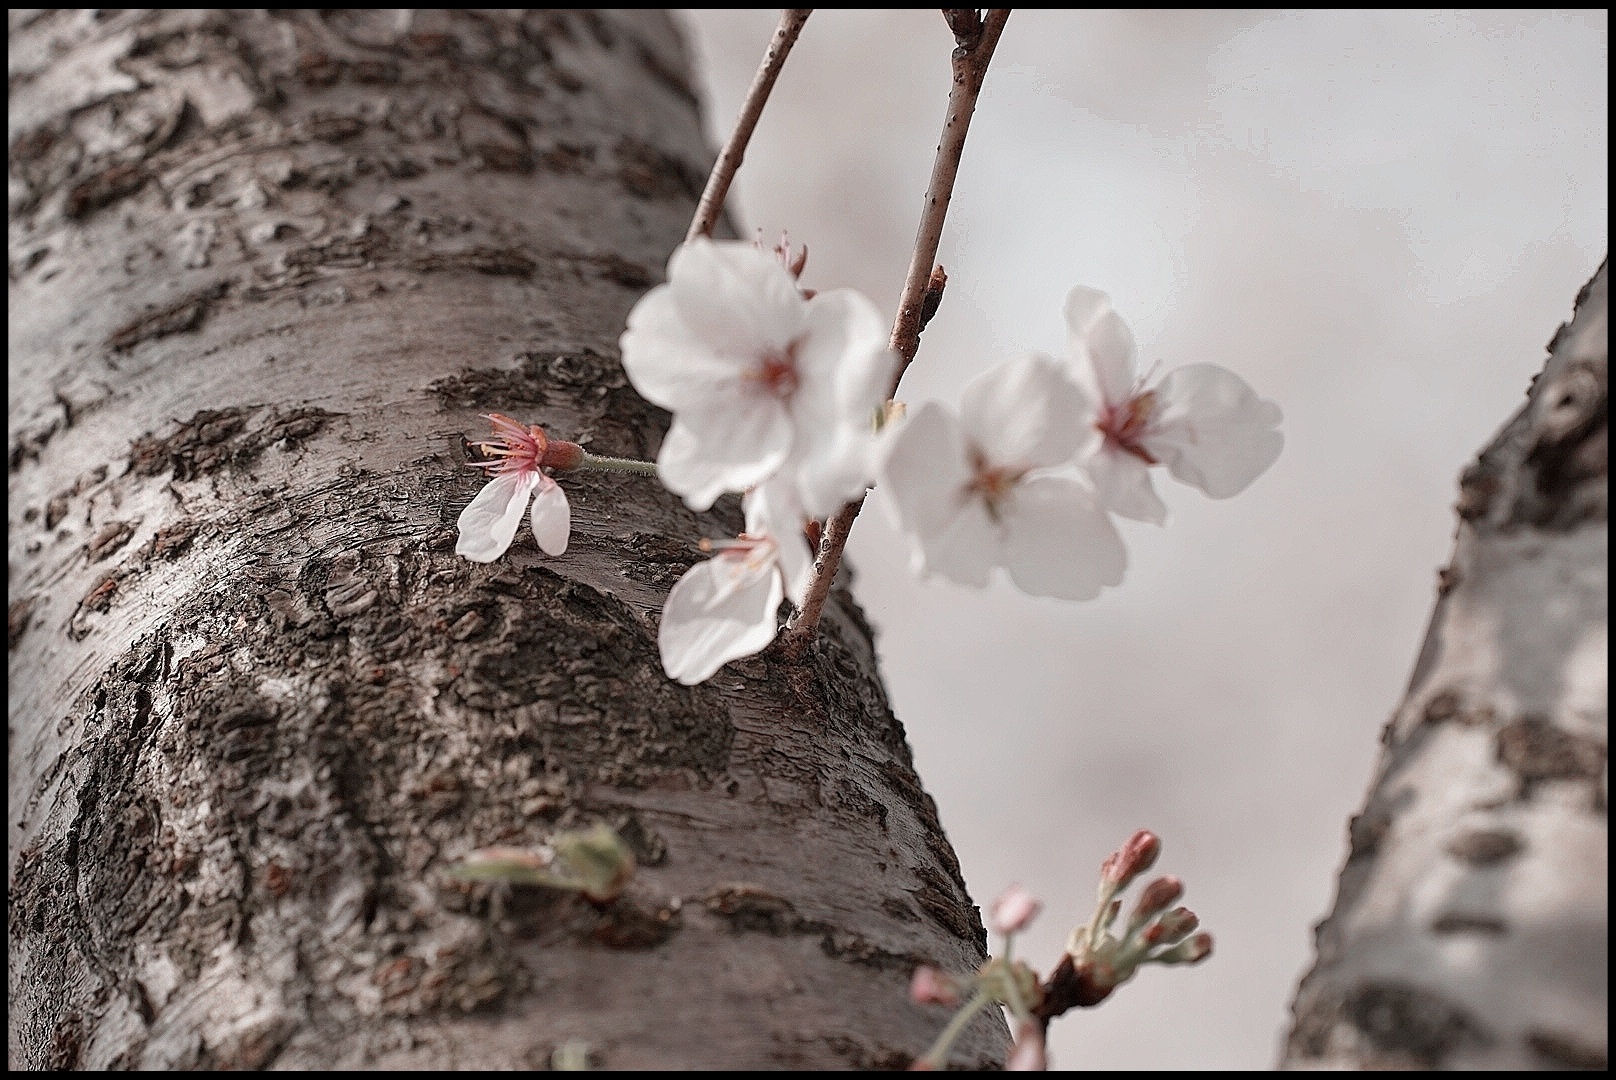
965;447;1028;520
1096;391;1159;465
471;412;547;476
700;532;777;571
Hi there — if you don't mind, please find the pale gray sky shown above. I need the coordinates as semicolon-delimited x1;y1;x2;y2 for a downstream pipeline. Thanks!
679;10;1607;1068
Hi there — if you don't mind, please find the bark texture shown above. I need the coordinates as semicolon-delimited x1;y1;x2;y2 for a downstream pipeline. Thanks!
1283;262;1608;1070
7;10;1005;1069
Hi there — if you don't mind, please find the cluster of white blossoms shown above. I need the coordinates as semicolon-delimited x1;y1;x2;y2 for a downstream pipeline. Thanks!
619;237;896;684
457;236;1283;686
879;285;1283;598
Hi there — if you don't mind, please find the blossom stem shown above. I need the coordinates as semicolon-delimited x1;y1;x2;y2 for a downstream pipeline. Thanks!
1082;882;1120;959
782;10;1011;653
574;452;660;477
919;989;991;1071
685;9;812;243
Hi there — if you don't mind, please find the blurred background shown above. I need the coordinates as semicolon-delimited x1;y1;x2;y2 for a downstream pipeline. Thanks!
678;10;1607;1069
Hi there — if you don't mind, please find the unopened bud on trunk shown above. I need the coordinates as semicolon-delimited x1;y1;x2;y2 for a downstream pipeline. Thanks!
552;823;635;902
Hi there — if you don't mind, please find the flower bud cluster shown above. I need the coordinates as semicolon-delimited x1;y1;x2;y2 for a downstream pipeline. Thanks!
1062;830;1213;1008
909;883;1050;1071
909;831;1214;1070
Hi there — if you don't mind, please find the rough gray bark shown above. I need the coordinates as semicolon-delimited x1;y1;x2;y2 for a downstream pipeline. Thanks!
1283;262;1608;1070
7;10;1006;1069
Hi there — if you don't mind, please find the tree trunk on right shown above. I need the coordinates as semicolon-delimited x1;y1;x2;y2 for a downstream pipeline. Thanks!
1283;261;1607;1070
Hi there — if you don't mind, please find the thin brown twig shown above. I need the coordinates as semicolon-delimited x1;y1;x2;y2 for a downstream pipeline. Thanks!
686;9;812;243
783;9;1011;653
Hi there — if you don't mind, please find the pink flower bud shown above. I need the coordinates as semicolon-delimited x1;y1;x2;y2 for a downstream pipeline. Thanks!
1159;932;1214;965
1006;1020;1048;1071
1100;829;1161;888
1143;906;1200;947
1128;875;1184;931
990;884;1043;936
910;965;962;1007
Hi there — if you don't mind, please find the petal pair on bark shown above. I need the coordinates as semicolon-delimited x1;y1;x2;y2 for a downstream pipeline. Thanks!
455;470;571;563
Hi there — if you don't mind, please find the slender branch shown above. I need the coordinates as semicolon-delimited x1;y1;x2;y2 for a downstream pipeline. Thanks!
887;8;1010;385
783;493;864;649
941;8;983;48
783;10;1011;653
686;9;812;242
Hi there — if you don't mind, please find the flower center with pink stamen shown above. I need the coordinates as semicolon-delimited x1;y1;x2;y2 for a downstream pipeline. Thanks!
965;448;1027;522
473;412;546;475
747;340;802;400
1096;391;1159;465
699;532;778;573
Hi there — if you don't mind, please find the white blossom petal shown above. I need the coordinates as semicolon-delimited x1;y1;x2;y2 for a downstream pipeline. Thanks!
787;289;895;516
455;471;540;563
620;284;751;411
1002;475;1127;600
795;289;891;412
960;355;1087;470
658;552;784;685
529;477;571;556
776;532;815;608
877;402;974;544
877;402;999;586
920;498;1000;587
793;422;880;520
1083;444;1169;525
657;405;793;511
666;238;806;357
1065;286;1138;406
1144;363;1284;498
744;483;815;606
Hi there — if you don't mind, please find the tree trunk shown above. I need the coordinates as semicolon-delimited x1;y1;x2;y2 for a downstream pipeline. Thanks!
8;10;1004;1069
1282;262;1608;1069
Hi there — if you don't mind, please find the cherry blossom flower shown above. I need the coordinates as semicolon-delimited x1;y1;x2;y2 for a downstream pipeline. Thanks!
619;237;894;517
455;413;576;563
1062;286;1283;525
877;355;1126;601
657;481;814;685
